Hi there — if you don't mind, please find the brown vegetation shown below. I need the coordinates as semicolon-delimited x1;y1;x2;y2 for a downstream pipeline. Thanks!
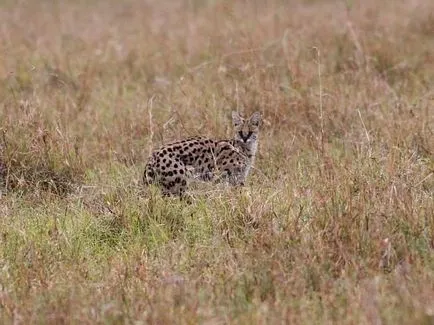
0;0;433;323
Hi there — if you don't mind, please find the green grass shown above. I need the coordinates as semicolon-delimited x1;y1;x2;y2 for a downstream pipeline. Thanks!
1;0;434;324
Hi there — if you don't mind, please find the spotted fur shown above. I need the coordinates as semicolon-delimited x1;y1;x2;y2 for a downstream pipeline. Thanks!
143;111;262;197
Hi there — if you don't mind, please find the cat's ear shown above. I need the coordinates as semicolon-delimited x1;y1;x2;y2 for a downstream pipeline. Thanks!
249;111;262;126
232;111;243;127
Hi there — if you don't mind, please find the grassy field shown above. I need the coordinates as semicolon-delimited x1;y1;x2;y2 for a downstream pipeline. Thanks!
1;0;433;323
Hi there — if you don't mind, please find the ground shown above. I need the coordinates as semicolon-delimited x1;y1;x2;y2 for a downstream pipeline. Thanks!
0;0;433;324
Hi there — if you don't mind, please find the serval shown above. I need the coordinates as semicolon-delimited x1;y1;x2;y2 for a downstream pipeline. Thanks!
144;111;262;197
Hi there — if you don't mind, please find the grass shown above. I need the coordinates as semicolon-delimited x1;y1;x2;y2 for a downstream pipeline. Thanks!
1;0;434;323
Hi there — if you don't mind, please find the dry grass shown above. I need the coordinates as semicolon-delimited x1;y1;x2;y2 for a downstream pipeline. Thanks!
1;0;433;324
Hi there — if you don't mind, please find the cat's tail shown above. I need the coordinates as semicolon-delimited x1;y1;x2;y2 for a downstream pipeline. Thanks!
143;153;158;186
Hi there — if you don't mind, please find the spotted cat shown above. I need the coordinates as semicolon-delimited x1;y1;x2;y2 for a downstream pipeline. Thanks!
144;111;262;197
